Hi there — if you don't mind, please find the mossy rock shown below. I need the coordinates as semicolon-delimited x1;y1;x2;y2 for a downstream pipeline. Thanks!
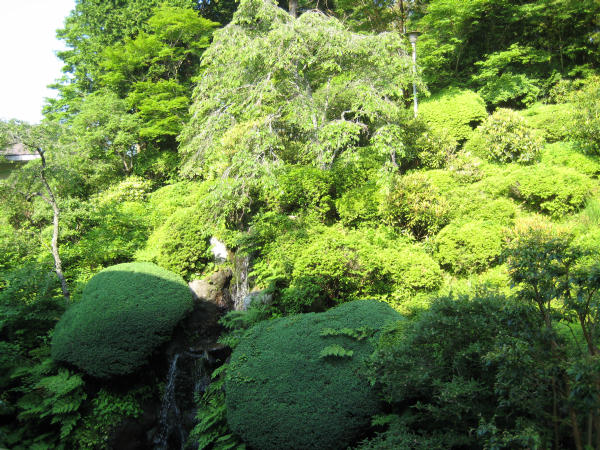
52;262;193;378
226;300;402;449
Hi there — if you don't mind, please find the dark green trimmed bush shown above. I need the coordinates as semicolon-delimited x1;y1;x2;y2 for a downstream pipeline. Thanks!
419;88;487;144
226;300;402;450
51;262;193;378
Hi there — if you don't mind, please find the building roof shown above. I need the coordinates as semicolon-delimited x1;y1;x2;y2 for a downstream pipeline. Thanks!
1;142;32;156
1;142;40;161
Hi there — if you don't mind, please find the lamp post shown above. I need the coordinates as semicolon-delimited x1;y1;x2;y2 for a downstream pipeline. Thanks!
406;31;421;118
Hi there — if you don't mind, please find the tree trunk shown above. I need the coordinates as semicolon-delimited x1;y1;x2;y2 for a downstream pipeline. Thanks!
37;148;70;302
289;0;298;18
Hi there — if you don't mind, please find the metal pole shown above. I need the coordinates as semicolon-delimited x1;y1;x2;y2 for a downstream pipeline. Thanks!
411;39;418;117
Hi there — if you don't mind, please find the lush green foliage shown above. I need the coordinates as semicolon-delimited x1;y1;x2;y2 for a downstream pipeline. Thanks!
51;262;193;377
568;77;600;155
136;207;213;279
541;142;600;177
434;220;504;274
226;300;401;450
466;108;543;164
380;172;451;239
368;293;549;448
418;88;487;144
3;0;600;447
472;44;547;107
523;102;574;142
503;165;593;218
249;224;442;312
178;0;417;178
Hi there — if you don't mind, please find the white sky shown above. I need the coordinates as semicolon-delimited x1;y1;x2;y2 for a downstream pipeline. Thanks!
0;0;76;124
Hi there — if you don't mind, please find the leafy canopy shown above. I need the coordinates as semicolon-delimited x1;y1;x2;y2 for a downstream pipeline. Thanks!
179;0;418;178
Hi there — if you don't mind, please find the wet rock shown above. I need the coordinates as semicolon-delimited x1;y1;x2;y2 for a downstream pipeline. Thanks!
241;289;273;311
210;236;228;263
189;268;233;309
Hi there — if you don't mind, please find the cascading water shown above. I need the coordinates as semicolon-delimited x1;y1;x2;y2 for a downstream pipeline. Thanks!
230;254;250;311
155;354;185;450
154;349;221;450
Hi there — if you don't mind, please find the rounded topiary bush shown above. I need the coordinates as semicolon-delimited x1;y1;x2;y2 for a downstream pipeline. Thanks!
505;164;593;218
226;300;402;450
52;262;193;378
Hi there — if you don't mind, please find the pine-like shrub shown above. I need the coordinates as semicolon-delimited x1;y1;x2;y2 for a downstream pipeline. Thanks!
466;108;543;164
51;262;193;378
226;300;402;450
419;88;487;144
434;221;504;274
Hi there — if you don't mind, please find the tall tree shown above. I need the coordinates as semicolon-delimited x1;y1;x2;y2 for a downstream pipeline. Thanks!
0;122;70;302
179;0;419;179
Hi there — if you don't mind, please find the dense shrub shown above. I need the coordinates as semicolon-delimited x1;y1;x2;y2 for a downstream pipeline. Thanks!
336;181;380;227
504;165;593;218
146;181;207;227
568;76;600;155
371;120;455;171
251;226;443;312
226;300;401;450
369;294;549;448
522;102;573;142
541;142;600;177
418;88;488;144
263;165;335;218
466;108;543;164
135;207;213;279
456;194;517;225
51;262;193;377
447;151;486;183
380;173;451;239
434;220;504;274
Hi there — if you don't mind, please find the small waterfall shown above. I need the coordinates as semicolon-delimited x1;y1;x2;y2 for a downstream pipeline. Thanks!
188;350;212;398
155;354;185;450
155;349;221;450
231;254;250;311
